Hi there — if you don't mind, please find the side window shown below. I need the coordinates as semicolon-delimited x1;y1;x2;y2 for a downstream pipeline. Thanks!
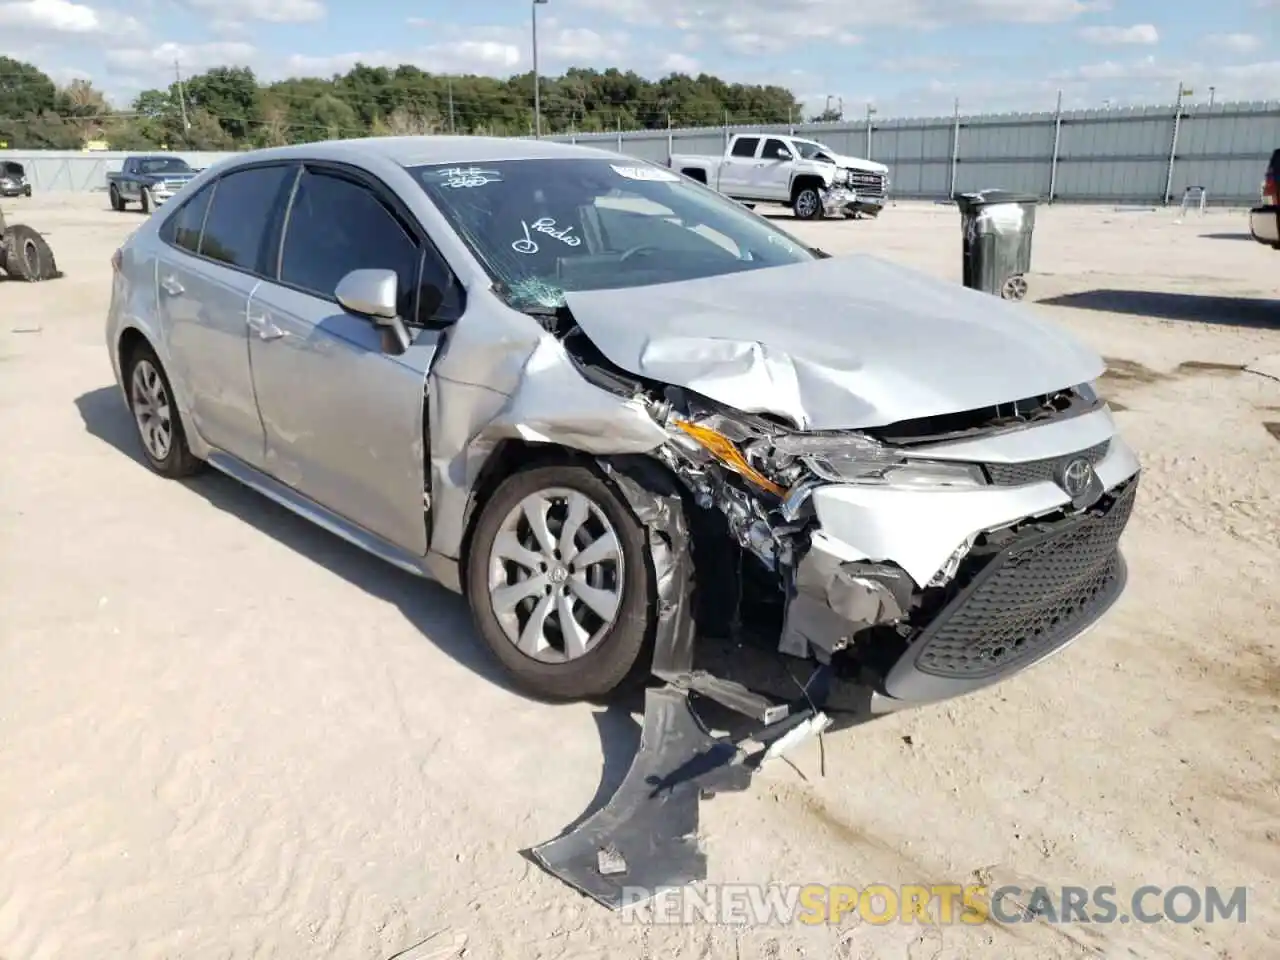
159;181;215;254
280;169;422;320
730;137;760;158
763;139;790;160
199;165;295;273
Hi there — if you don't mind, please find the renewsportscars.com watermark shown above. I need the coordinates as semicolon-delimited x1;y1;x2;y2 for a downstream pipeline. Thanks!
618;883;1249;927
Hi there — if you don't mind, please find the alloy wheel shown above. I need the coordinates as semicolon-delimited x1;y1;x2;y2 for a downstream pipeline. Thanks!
130;359;173;461
486;487;625;664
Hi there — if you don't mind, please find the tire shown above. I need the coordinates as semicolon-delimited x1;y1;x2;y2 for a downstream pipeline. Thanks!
139;187;152;214
465;463;655;701
793;184;824;220
123;343;204;479
1;225;61;281
109;184;125;211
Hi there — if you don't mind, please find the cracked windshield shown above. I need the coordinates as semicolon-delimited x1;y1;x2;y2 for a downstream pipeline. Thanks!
412;158;815;310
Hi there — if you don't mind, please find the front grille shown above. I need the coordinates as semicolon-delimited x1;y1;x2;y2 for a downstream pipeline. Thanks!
911;477;1136;679
847;170;886;197
986;440;1110;486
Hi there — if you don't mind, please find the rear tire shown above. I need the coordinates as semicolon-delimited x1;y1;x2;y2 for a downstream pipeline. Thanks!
109;184;125;211
124;343;204;479
465;463;655;701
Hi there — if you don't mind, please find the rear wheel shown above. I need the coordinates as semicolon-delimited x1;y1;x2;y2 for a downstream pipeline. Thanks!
109;184;125;211
465;463;655;701
124;344;204;478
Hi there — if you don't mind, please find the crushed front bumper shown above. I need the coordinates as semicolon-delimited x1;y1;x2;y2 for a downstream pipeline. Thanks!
783;438;1141;712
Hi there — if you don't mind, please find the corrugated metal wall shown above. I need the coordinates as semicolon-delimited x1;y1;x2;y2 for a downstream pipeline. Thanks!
3;100;1276;205
0;151;238;193
550;101;1279;206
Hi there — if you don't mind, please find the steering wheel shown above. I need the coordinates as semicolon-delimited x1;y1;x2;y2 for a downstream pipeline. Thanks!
618;244;663;263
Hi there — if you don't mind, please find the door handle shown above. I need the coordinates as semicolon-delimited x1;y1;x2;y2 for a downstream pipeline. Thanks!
247;313;286;341
160;276;184;296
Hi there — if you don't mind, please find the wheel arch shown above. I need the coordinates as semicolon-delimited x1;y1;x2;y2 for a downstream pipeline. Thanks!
790;174;825;204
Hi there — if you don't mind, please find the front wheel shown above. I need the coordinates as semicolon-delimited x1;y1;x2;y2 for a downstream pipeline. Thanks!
793;185;824;220
465;463;655;701
139;187;152;214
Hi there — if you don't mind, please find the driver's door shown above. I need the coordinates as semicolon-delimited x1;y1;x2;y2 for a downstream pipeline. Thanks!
755;139;795;201
245;163;458;555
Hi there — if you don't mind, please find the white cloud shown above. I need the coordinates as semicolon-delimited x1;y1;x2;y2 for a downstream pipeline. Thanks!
0;0;140;35
1078;23;1159;45
180;0;323;23
571;0;1109;53
1207;33;1262;54
660;52;699;73
105;40;257;73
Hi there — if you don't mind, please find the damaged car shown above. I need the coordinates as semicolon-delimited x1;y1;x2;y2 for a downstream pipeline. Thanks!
106;136;1139;903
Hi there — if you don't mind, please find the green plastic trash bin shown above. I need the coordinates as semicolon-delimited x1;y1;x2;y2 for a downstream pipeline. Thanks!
955;190;1039;300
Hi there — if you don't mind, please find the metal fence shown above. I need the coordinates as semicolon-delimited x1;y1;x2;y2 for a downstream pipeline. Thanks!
549;100;1278;207
3;99;1276;206
0;151;236;193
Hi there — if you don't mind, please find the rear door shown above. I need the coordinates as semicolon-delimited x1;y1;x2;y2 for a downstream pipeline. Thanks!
719;136;762;196
157;162;297;466
246;163;461;554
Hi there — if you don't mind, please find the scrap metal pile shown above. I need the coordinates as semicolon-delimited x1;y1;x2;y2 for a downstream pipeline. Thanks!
0;206;62;282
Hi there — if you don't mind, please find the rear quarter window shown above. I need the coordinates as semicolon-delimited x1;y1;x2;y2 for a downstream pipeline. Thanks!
159;181;215;254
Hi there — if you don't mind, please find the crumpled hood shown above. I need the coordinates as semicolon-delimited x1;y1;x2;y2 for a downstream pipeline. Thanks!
562;255;1105;431
828;153;889;176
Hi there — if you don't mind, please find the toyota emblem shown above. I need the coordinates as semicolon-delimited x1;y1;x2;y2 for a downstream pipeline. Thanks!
1060;457;1094;498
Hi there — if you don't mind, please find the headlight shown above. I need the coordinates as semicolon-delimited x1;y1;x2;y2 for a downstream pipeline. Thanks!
670;413;987;494
769;433;986;488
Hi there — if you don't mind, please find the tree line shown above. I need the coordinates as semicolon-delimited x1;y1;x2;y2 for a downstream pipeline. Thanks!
0;56;821;151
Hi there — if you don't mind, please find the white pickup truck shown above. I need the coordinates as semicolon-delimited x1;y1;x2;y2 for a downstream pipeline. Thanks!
670;133;890;220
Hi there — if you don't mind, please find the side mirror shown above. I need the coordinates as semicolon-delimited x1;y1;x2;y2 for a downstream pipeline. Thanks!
336;268;410;354
776;148;792;160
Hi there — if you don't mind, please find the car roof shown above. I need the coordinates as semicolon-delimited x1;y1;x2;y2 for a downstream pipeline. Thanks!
218;136;626;169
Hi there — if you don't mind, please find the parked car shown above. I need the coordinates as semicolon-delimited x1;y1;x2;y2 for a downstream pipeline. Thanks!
105;136;1139;718
0;160;32;198
107;155;200;213
1249;148;1279;250
670;133;890;220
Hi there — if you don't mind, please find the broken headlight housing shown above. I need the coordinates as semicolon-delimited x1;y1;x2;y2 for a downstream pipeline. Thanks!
667;403;986;496
766;433;987;488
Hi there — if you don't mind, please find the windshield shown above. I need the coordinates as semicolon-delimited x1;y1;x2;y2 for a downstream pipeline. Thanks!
792;141;836;161
410;158;815;310
138;157;193;175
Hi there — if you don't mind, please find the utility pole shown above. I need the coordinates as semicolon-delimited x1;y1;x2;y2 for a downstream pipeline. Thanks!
531;0;548;138
1209;86;1216;108
174;59;191;133
865;102;876;158
1164;81;1192;205
447;76;456;134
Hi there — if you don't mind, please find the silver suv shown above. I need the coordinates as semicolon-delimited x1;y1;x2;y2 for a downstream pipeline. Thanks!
106;136;1140;715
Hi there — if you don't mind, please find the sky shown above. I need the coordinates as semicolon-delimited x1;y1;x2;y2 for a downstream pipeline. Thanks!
1;0;1278;118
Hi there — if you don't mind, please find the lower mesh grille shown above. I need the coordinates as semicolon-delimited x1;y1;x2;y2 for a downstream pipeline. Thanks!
912;478;1136;679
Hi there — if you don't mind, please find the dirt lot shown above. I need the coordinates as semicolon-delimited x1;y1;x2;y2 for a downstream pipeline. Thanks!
1;193;1278;960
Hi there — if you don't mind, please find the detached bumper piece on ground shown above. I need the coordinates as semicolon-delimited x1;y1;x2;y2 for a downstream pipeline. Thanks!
0;208;62;282
531;459;1136;909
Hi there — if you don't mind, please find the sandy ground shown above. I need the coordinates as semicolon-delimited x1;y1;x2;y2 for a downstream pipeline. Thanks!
1;193;1278;960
